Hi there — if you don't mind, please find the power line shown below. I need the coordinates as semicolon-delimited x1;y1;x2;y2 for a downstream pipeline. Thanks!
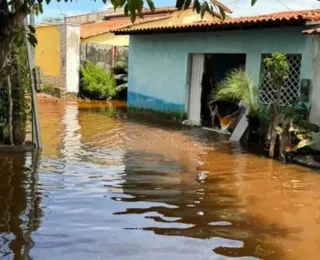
57;2;67;18
274;0;293;11
233;0;240;13
57;2;67;23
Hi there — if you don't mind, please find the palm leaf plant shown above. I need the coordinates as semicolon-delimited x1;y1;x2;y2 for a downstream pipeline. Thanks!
113;58;128;100
213;67;260;127
113;60;128;92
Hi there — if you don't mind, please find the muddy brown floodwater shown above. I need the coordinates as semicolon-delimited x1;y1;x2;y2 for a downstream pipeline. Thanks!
1;100;320;260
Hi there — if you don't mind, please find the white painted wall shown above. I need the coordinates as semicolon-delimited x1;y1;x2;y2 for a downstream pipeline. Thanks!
61;103;82;161
188;54;204;125
310;36;320;126
66;25;80;93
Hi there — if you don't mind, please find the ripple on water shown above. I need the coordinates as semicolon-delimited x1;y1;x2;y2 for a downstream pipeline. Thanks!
1;101;320;260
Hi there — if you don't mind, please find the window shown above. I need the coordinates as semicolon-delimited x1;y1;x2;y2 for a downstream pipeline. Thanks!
260;54;302;106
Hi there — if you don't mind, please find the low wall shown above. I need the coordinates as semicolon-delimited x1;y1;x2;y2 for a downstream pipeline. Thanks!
80;43;128;70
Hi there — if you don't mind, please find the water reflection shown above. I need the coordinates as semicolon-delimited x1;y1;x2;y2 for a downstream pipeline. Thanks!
1;100;319;259
61;103;82;162
111;150;294;259
0;152;42;259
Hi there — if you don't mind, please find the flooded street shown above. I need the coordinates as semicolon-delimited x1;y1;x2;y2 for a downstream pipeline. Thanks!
1;100;320;260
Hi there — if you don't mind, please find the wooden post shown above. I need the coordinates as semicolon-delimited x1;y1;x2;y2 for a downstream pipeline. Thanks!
7;76;13;145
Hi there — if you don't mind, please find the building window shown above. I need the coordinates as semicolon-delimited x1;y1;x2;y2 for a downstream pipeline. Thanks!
260;54;302;106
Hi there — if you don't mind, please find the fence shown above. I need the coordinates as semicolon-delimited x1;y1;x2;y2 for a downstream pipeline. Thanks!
80;43;128;71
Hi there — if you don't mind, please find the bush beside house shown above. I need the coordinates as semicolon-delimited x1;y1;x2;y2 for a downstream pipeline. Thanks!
80;61;117;100
113;58;128;100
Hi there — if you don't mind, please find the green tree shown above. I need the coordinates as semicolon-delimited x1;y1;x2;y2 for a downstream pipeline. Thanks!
264;53;290;158
42;16;63;23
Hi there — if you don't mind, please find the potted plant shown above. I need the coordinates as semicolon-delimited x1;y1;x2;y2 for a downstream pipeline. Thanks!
212;67;260;130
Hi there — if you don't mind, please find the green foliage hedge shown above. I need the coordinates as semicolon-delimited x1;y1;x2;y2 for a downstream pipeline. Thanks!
80;61;116;100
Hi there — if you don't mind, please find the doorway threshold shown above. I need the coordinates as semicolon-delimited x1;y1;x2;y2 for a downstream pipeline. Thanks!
201;126;231;136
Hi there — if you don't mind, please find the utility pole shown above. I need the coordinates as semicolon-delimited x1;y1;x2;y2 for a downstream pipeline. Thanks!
29;12;35;63
26;13;42;150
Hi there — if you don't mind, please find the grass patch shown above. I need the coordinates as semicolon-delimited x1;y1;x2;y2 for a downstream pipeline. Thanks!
41;83;61;98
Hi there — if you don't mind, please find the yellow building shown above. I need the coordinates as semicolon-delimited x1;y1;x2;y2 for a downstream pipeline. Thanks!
80;7;219;46
35;25;61;77
80;8;176;45
35;7;225;95
35;23;80;94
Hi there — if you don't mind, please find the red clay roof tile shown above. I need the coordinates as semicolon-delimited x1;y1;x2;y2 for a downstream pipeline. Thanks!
81;13;171;39
303;26;320;34
113;9;320;34
103;6;177;19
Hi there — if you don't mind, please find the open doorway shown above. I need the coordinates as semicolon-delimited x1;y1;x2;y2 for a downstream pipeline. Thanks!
200;53;246;129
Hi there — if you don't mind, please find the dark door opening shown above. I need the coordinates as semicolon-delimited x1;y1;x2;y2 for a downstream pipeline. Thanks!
201;53;246;129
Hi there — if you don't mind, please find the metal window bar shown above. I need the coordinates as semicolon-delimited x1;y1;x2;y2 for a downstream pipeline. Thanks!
260;54;302;106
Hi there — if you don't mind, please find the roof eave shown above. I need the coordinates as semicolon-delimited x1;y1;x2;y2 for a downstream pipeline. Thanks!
114;19;308;35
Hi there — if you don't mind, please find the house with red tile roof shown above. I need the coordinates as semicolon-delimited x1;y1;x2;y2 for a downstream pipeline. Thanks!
113;9;320;127
80;7;178;46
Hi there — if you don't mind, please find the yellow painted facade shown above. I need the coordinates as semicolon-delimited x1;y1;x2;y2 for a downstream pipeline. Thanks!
35;25;61;77
81;33;129;46
132;9;219;29
82;9;219;46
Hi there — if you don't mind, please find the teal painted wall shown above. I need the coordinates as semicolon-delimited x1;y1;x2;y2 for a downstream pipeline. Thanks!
128;27;313;113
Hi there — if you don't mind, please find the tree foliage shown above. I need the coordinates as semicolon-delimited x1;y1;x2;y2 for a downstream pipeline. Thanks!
0;0;260;47
214;67;258;117
264;53;289;95
42;16;63;23
0;0;260;32
263;53;290;159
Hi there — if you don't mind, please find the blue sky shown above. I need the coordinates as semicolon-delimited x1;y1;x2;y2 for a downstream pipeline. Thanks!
40;0;172;19
40;0;320;20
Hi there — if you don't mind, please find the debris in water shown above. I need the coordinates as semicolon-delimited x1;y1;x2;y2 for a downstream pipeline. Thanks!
198;172;208;181
209;221;232;226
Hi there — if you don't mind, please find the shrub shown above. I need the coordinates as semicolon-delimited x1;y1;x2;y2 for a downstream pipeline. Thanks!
213;67;259;118
113;58;128;100
42;83;61;97
80;61;116;100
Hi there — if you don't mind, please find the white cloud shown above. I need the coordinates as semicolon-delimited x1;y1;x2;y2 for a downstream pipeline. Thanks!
36;0;320;23
99;2;113;11
36;8;81;24
222;0;320;17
